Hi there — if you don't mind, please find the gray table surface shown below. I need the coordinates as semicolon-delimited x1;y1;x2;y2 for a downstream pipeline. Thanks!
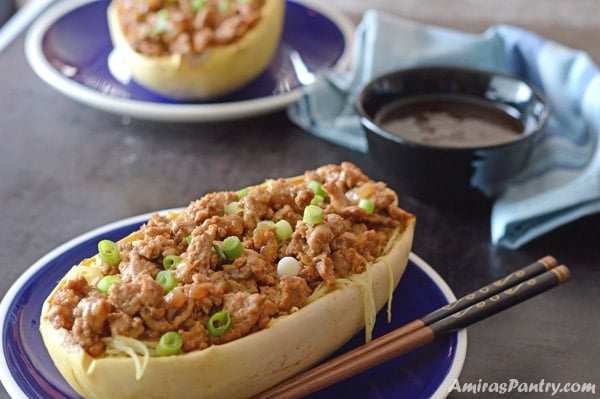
1;0;599;398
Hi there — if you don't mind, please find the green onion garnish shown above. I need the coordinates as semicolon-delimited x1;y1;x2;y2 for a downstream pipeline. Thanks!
310;194;324;205
186;234;192;245
162;255;181;270
156;270;178;293
154;9;170;34
190;0;207;11
277;256;301;276
224;201;241;215
274;219;293;241
217;0;230;13
236;187;250;199
156;331;183;356
207;310;232;337
307;179;327;198
97;275;121;295
358;198;375;214
98;239;120;266
222;236;243;260
213;243;227;260
303;205;323;226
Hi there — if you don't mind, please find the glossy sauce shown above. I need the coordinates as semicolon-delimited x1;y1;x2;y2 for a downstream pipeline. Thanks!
375;97;525;148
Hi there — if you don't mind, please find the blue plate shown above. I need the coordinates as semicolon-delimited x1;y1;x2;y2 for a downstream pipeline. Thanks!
25;0;354;122
0;211;466;399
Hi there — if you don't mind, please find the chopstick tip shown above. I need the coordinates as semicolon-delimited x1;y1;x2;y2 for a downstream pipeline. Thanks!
539;255;558;270
551;265;571;284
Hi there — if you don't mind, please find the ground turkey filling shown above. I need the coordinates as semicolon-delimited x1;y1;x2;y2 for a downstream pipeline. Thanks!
116;0;265;56
46;163;413;357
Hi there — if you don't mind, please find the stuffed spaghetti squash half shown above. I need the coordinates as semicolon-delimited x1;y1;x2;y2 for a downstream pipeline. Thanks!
106;0;285;99
40;162;415;399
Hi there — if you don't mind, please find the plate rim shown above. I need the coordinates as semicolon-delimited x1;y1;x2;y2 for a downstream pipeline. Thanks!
0;209;466;399
23;0;355;122
409;252;468;399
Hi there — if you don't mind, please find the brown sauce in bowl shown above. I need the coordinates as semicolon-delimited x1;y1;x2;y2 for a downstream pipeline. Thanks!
374;96;525;148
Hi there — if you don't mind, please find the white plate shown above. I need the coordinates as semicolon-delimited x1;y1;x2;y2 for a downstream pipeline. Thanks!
25;0;354;122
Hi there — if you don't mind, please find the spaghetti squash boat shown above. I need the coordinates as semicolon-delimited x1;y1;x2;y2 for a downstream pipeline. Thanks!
40;162;415;399
106;0;285;99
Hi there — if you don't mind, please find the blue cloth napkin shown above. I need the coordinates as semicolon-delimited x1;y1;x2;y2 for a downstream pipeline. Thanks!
287;10;600;249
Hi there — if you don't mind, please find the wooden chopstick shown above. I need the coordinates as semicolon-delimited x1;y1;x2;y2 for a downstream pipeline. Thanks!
253;257;568;399
391;255;558;338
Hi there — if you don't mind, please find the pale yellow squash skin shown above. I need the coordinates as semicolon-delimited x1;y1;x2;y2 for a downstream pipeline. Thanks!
40;200;415;399
106;0;285;100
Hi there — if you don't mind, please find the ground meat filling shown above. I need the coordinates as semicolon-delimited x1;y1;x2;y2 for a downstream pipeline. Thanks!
115;0;266;57
47;162;413;356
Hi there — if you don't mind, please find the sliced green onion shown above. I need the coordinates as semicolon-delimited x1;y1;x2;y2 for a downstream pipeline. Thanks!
217;0;231;13
236;187;250;199
185;234;192;245
190;0;207;11
277;256;301;276
156;331;183;356
207;310;232;337
213;243;227;260
156;270;178;293
303;205;323;226
274;220;293;241
162;255;181;270
98;239;120;266
154;9;170;34
224;201;241;215
310;194;324;205
222;236;243;260
307;179;327;198
97;275;121;294
358;198;375;215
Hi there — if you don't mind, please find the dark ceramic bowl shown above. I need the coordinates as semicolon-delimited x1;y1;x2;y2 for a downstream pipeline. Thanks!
355;66;549;206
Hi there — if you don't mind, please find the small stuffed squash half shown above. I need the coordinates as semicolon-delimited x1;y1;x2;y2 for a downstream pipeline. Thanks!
106;0;285;99
39;162;416;399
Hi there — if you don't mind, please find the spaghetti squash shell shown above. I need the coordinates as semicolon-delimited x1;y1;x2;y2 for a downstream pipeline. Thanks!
106;0;285;100
40;191;415;399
